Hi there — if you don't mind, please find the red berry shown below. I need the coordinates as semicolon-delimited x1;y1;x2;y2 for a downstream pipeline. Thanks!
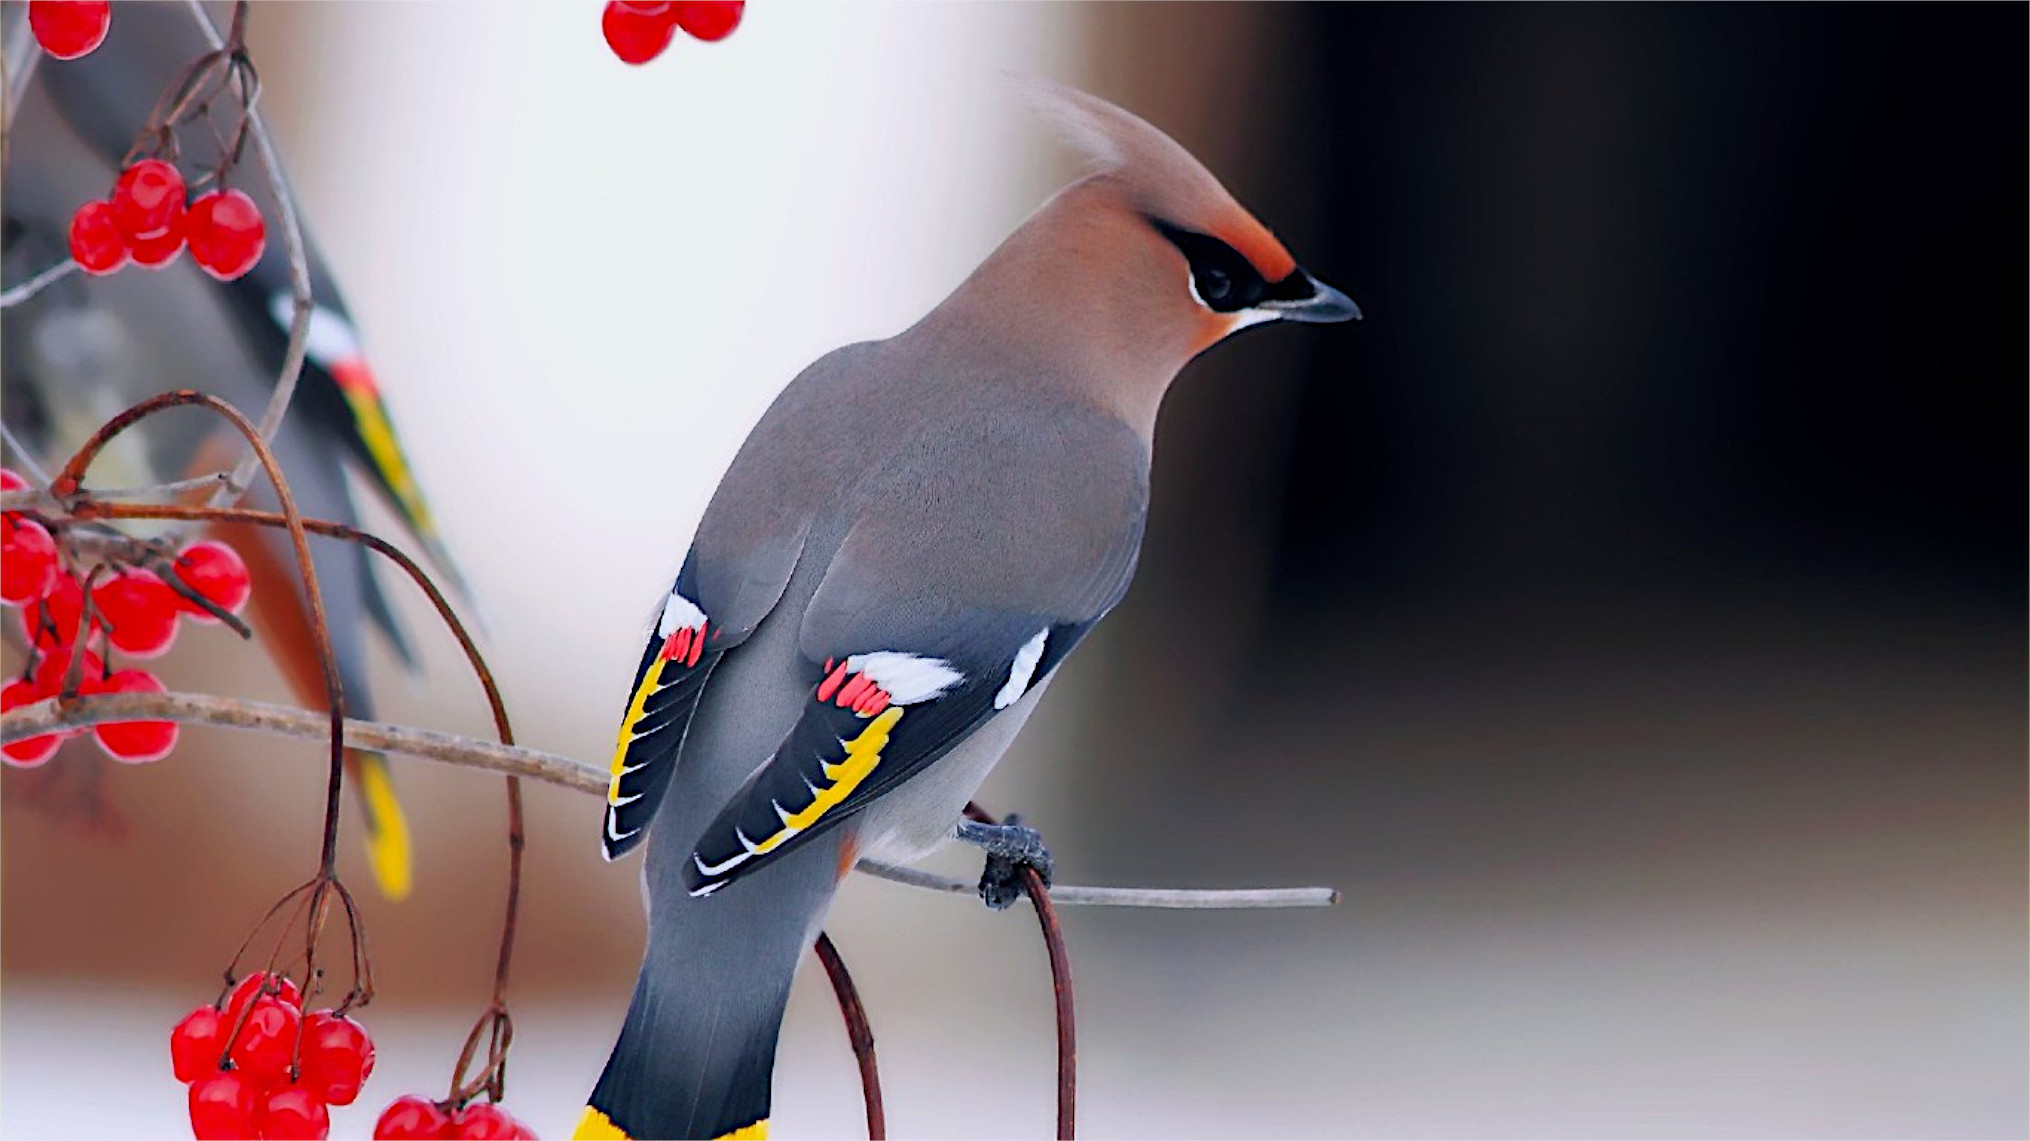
189;1070;261;1141
1;514;59;606
173;540;251;622
30;641;103;699
128;216;186;270
226;971;305;1024
602;1;678;64
110;159;186;241
187;189;267;281
0;470;25;493
1;678;61;767
92;669;177;763
28;0;111;60
93;568;180;657
68;199;130;275
671;0;743;41
374;1095;453;1140
228;994;302;1085
453;1103;520;1140
299;1009;374;1106
256;1084;331;1141
171;1004;228;1083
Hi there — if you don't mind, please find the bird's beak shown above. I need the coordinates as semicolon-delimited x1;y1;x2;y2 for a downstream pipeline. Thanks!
1261;270;1363;324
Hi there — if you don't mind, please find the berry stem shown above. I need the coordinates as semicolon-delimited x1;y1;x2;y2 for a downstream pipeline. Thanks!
52;390;349;881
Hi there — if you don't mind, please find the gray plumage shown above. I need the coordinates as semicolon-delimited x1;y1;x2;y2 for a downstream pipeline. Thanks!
585;78;1357;1140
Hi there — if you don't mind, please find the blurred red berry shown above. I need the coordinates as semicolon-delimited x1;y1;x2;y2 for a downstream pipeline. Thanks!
226;971;305;1024
299;1009;374;1106
173;540;251;622
0;678;61;767
374;1095;453;1140
256;1084;332;1141
28;0;111;60
187;189;267;281
30;641;103;699
68;199;130;275
171;1004;227;1083
0;471;25;493
602;0;678;64
1;514;59;607
93;568;180;657
128;218;186;270
453;1103;521;1140
110;158;186;241
189;1070;260;1141
92;669;177;763
672;0;743;41
229;994;302;1085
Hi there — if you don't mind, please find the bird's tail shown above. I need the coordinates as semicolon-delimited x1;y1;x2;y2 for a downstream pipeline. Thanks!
577;831;849;1140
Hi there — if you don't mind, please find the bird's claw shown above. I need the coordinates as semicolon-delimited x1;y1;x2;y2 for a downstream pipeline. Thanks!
955;814;1054;911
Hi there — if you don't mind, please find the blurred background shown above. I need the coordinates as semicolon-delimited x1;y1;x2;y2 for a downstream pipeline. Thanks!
3;3;2023;1138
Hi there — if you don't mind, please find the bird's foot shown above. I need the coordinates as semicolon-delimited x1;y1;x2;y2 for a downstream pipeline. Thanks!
955;814;1053;911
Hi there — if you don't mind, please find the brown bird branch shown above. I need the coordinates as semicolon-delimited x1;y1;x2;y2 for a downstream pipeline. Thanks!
0;689;1342;911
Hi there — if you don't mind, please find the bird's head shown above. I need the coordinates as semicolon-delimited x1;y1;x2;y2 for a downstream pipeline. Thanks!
1015;76;1359;349
924;78;1358;436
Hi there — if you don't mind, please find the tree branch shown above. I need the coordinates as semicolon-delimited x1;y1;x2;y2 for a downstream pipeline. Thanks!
2;689;1342;911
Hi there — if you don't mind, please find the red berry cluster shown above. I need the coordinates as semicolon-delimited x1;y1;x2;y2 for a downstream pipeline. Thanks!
374;1095;538;1139
27;0;111;61
2;470;251;766
69;158;267;282
175;972;376;1141
601;1;744;65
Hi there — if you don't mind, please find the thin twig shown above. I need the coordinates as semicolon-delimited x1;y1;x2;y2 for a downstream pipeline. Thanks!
0;689;1341;911
968;802;1075;1139
0;422;55;488
0;257;79;309
181;0;312;511
813;933;885;1140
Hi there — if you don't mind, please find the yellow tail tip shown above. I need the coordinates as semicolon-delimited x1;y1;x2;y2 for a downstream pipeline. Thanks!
573;1107;628;1140
357;756;413;901
572;1106;766;1140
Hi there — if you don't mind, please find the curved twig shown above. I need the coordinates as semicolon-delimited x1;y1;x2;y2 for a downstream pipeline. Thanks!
814;933;885;1139
0;257;79;309
968;803;1075;1139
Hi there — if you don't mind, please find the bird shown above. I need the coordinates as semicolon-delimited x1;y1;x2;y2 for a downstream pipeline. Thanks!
576;78;1358;1141
0;1;473;899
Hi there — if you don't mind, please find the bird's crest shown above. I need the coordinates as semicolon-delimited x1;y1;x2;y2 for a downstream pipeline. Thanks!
1008;74;1297;283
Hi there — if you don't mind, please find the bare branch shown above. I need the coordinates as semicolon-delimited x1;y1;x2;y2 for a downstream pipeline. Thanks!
0;257;80;309
2;689;1342;911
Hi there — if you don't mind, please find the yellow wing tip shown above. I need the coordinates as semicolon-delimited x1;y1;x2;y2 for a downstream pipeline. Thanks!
358;756;414;901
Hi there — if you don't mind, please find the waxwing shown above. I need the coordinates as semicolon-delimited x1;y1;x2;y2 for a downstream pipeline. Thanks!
578;78;1357;1141
1;2;474;899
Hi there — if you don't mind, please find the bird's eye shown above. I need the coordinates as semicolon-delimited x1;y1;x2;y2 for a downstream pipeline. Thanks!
1197;268;1233;304
1150;219;1267;314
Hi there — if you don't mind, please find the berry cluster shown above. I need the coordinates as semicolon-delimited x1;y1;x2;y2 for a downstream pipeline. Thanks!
374;1095;538;1139
2;469;251;766
70;158;267;282
175;972;376;1141
601;1;744;65
27;0;111;61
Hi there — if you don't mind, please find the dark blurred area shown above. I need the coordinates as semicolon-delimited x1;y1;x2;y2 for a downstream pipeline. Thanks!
1039;5;2024;1133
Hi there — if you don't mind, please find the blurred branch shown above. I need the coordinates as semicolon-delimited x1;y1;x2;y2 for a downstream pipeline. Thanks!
2;690;1342;911
0;257;79;308
1;0;37;158
180;0;312;512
